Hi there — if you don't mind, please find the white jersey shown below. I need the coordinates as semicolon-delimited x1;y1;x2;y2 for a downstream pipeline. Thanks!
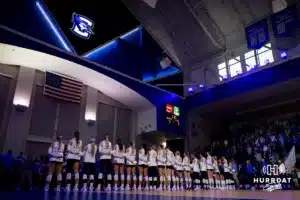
191;158;200;173
138;148;147;165
148;149;158;167
157;149;166;166
67;138;82;160
200;157;207;171
112;144;125;164
182;156;191;171
175;155;183;171
213;160;219;173
126;146;137;165
223;160;230;172
206;155;214;170
48;141;65;163
99;140;112;160
166;150;175;166
83;143;97;163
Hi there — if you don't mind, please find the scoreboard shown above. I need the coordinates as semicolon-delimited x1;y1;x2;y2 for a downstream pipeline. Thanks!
165;104;180;126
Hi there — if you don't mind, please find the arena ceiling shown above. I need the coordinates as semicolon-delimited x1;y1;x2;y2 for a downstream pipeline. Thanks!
122;0;297;69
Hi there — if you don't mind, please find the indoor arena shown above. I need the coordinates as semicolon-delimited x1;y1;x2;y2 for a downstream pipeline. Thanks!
1;0;300;200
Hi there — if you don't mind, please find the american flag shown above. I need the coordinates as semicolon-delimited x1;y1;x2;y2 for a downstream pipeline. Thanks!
44;72;83;103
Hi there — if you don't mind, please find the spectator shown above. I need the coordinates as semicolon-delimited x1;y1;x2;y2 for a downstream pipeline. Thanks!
2;150;15;191
231;159;239;189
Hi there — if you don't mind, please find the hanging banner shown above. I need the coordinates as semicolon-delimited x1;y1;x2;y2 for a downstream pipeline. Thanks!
245;19;270;49
271;5;299;37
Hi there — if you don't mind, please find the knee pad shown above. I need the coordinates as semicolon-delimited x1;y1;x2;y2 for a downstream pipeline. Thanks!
149;177;153;181
175;177;179;182
154;177;157;181
46;174;53;182
98;173;103;179
160;176;164;182
57;174;62;182
144;176;148;181
83;174;88;180
133;176;137;181
127;175;131;181
89;175;94;180
66;173;72;180
139;176;143;181
121;175;125;181
114;175;118;181
75;173;80;180
167;176;171;181
180;178;183;183
107;174;112;180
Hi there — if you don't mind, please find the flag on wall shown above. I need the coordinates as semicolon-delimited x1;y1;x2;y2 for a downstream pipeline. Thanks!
44;71;83;103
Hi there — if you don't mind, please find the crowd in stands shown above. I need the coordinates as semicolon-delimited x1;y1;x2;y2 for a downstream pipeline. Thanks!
204;114;300;189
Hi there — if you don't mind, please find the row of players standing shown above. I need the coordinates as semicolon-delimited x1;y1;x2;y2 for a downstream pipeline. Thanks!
45;131;235;192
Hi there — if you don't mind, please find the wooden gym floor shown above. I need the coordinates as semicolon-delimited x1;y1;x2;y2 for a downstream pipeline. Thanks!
1;190;300;200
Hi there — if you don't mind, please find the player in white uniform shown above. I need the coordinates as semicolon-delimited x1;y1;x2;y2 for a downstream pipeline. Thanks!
213;156;220;189
157;145;167;191
200;153;208;189
182;152;192;190
174;151;184;190
125;141;137;190
166;147;175;190
81;138;97;192
206;152;214;189
148;145;158;190
65;131;82;191
190;154;200;190
98;134;113;191
227;159;234;189
138;144;148;190
112;138;125;191
45;136;65;191
223;157;230;189
218;158;225;189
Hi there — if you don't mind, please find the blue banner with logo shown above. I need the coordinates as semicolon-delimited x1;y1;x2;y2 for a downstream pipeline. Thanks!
271;5;299;37
245;19;270;49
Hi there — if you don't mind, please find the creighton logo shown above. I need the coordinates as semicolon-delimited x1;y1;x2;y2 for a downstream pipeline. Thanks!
71;13;94;39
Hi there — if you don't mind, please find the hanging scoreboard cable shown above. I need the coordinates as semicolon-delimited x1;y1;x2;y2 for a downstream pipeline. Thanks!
165;104;180;126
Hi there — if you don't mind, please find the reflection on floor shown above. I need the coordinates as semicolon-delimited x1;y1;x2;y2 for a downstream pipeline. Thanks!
1;190;300;200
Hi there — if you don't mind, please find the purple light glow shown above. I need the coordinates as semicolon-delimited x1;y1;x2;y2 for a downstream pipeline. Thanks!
280;52;287;59
188;87;194;92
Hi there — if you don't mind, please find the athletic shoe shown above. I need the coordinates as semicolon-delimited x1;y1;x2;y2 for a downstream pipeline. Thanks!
55;186;61;192
44;185;49;192
119;185;124;191
65;185;71;192
73;185;79;192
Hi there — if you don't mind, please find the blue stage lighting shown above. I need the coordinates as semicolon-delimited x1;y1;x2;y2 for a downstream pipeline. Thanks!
36;1;73;52
120;27;140;39
83;40;118;58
